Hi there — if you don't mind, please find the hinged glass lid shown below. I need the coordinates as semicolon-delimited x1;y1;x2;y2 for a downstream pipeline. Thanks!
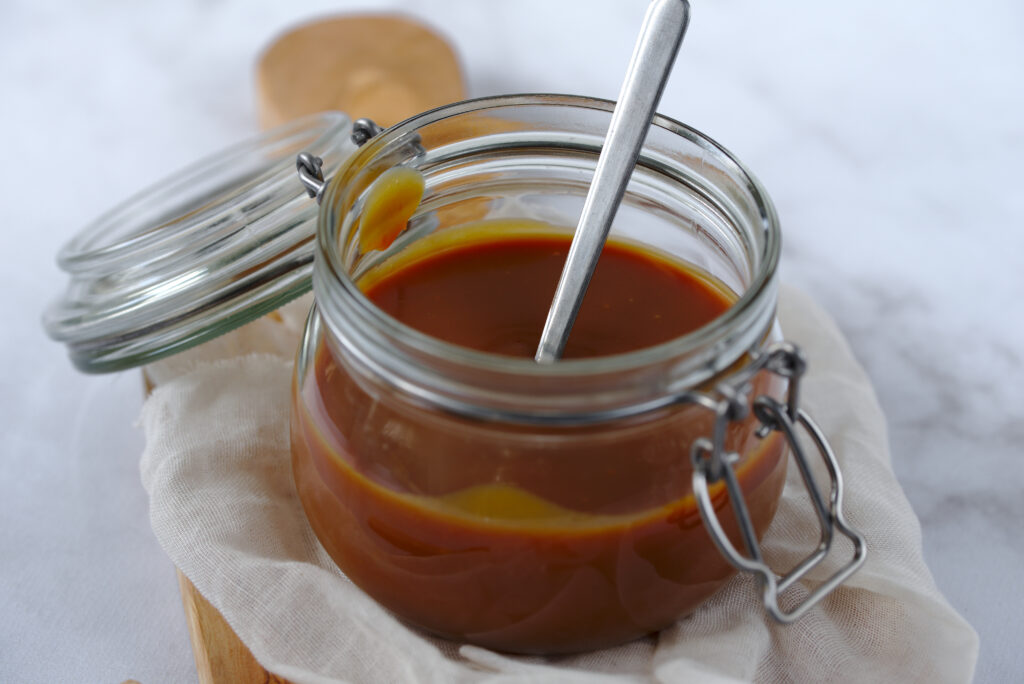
43;112;355;373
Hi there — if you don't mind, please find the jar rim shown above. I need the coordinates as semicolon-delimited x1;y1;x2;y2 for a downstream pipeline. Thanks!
317;94;781;382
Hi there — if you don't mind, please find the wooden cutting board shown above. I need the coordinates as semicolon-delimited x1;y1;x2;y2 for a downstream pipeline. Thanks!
257;14;465;129
175;15;465;683
178;572;294;684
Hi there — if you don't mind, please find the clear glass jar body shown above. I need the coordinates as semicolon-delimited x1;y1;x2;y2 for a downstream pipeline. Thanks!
291;95;787;653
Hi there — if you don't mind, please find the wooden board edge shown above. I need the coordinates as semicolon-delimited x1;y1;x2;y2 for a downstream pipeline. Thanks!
177;570;294;684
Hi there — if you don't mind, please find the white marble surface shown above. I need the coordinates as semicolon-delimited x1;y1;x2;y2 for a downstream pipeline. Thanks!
1;1;1020;681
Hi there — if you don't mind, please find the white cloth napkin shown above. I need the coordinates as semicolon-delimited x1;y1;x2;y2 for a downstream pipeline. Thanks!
139;286;978;683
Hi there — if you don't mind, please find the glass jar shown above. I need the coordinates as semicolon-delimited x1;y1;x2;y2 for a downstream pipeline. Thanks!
45;94;864;656
290;95;862;653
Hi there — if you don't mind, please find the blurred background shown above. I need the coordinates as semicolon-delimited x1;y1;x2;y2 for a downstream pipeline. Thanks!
2;1;1021;681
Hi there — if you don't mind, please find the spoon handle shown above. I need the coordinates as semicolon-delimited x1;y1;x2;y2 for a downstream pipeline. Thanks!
535;0;690;363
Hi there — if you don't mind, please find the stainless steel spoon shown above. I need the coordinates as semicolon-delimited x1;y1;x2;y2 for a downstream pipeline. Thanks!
534;0;690;363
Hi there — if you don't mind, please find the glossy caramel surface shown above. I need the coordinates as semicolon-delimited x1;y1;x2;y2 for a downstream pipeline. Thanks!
365;235;732;358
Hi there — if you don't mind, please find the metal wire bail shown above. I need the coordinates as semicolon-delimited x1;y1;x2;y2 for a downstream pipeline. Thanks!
296;117;425;207
296;153;326;203
691;342;867;623
296;119;384;205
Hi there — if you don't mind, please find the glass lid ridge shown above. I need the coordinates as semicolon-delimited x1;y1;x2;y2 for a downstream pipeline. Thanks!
44;111;356;372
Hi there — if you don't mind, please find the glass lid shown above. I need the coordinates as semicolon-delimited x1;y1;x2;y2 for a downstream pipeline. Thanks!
43;112;355;373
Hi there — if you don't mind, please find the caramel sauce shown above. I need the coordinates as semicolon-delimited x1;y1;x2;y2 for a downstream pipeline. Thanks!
365;234;732;358
358;167;425;253
291;227;787;653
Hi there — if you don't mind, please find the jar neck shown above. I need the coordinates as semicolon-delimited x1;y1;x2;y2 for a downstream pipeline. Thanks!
312;95;780;425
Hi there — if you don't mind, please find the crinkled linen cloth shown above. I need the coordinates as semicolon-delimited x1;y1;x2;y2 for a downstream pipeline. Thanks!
139;286;978;683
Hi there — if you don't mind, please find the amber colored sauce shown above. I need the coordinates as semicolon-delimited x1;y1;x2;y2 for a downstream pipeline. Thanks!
291;229;787;654
365;236;732;358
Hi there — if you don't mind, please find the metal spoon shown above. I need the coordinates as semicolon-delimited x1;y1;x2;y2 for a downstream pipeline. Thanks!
534;0;690;363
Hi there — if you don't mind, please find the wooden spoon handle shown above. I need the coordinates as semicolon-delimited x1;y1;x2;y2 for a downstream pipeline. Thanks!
257;14;466;129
